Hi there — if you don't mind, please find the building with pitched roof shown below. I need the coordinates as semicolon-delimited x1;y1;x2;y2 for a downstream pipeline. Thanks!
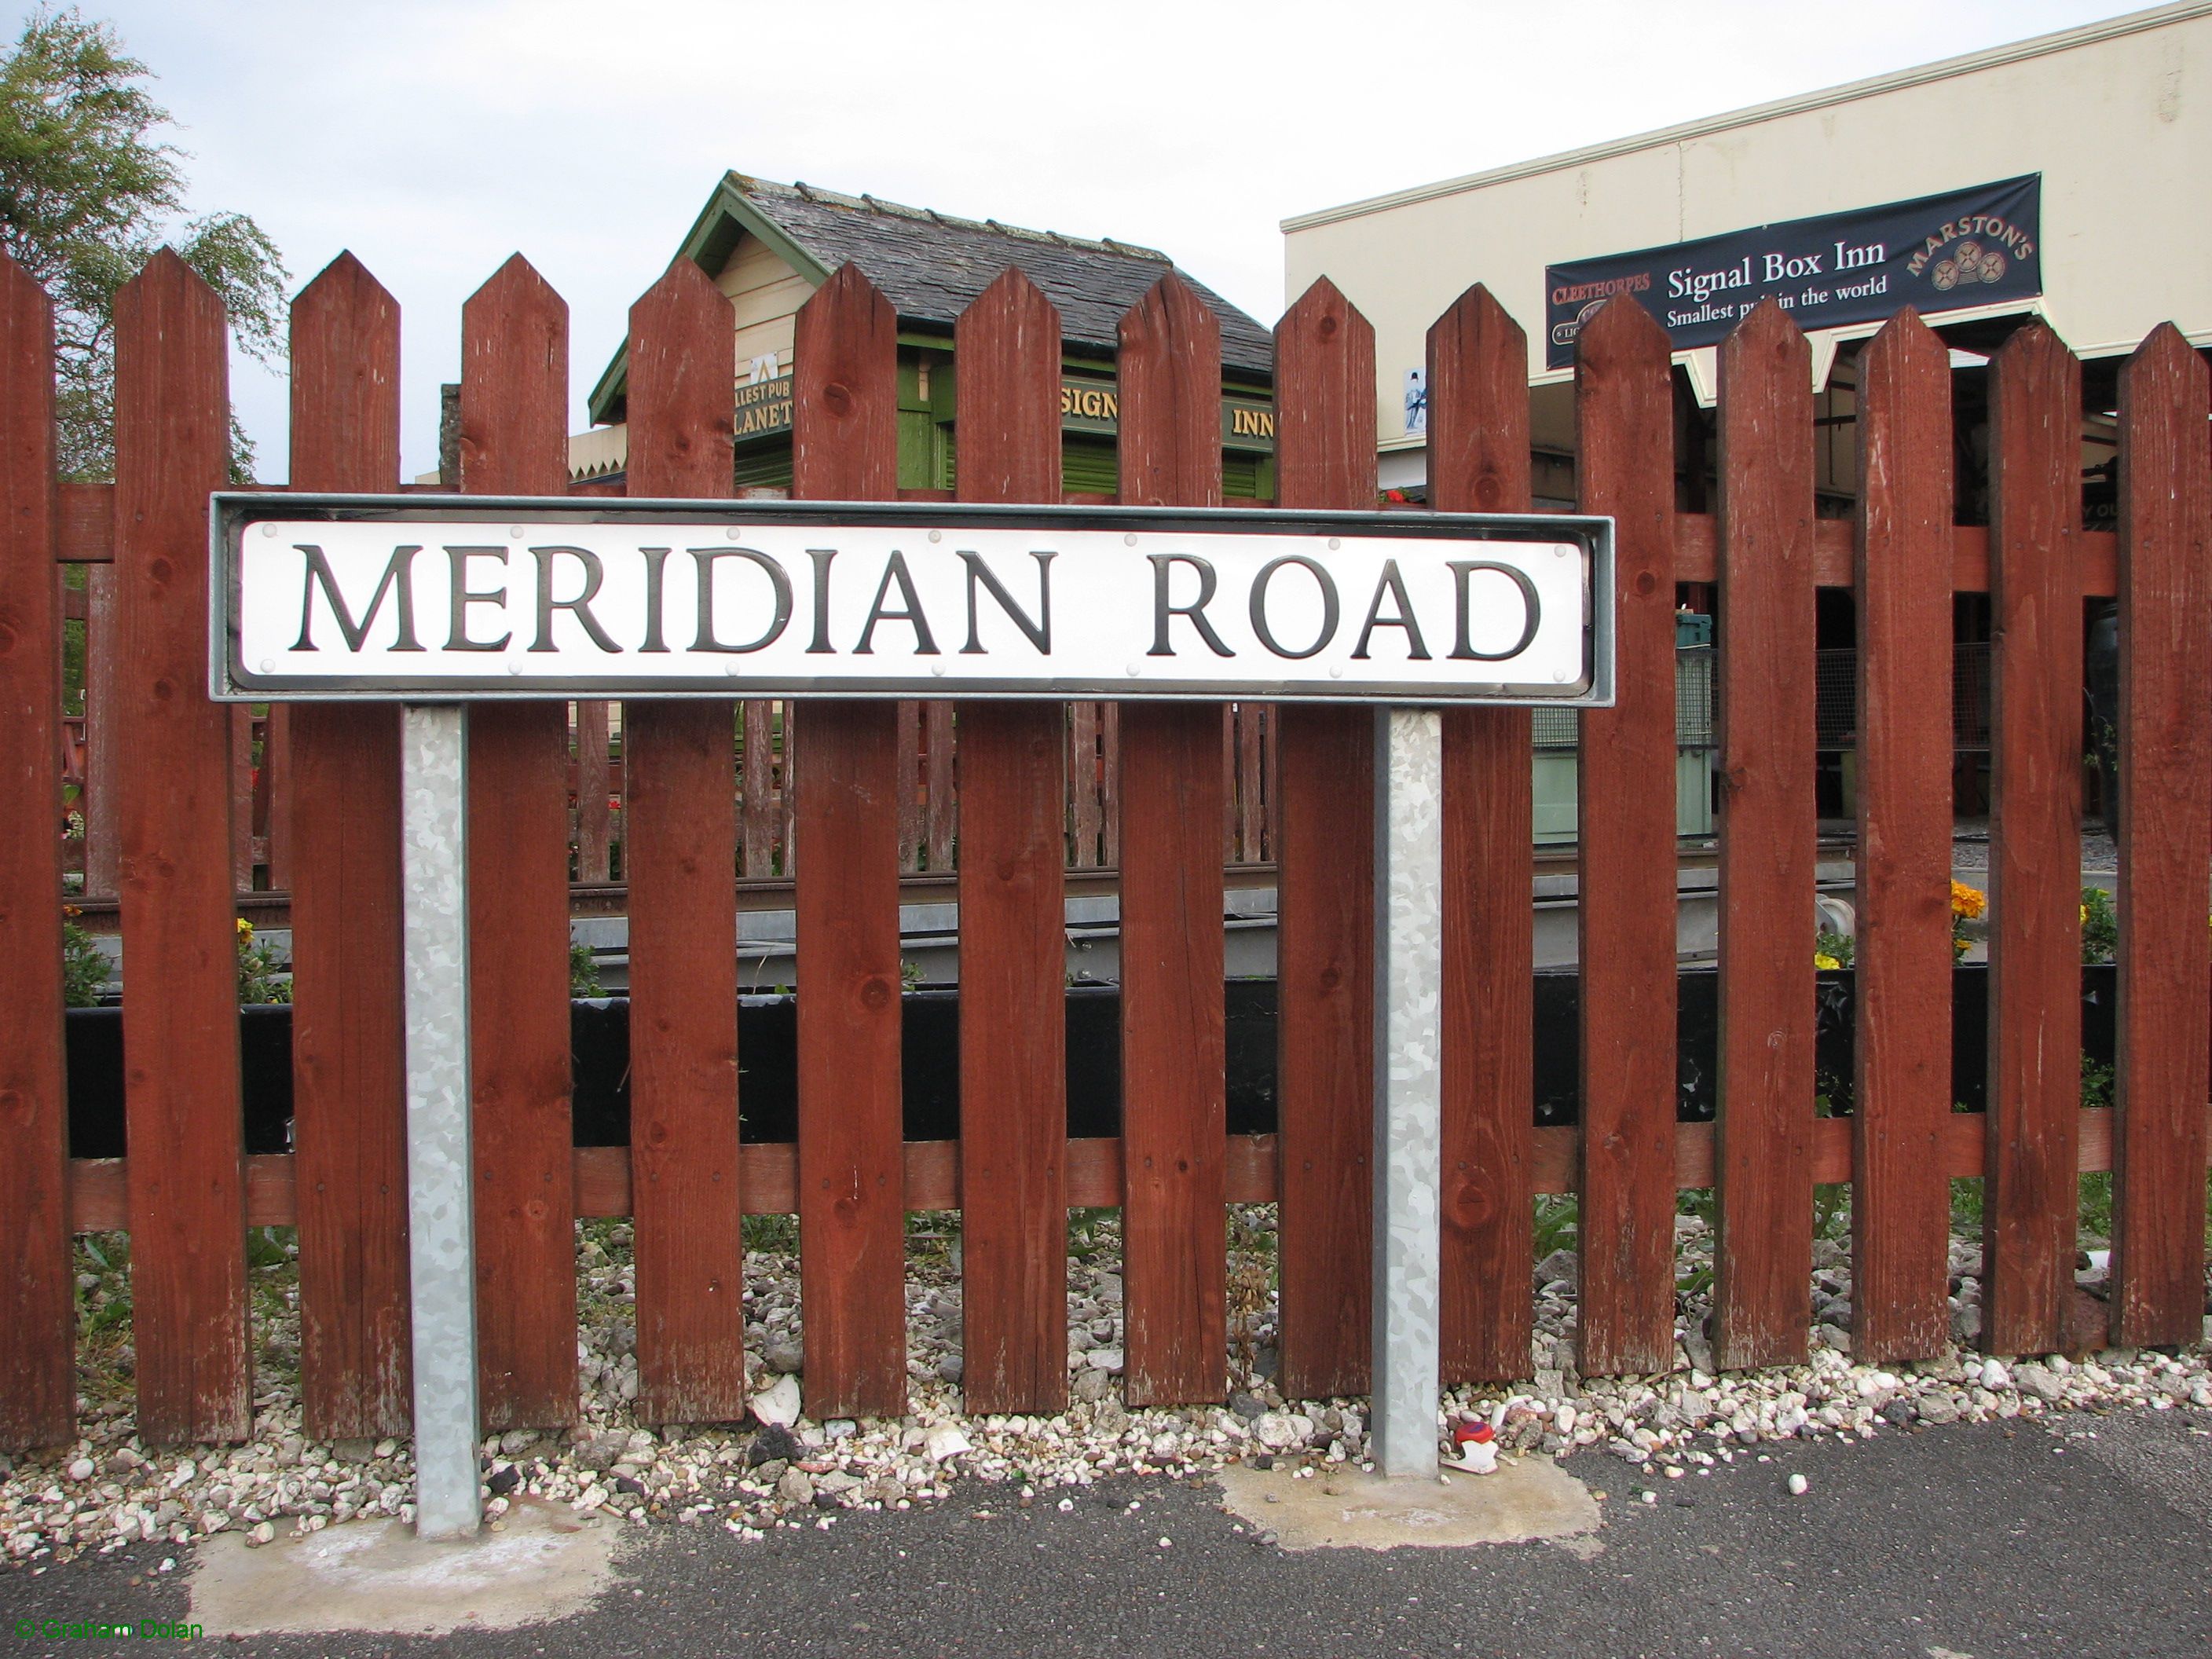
570;174;1277;496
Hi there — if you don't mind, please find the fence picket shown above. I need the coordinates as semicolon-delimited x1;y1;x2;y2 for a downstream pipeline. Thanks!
1117;273;1228;1407
288;251;412;1438
1572;295;1679;1375
84;562;119;898
1070;703;1103;867
0;253;73;1448
895;700;924;871
793;263;909;1417
230;705;256;887
1712;299;1817;1372
624;258;746;1423
1272;276;1375;1401
262;705;292;892
742;700;775;876
1983;322;2084;1357
954;268;1068;1414
1427;284;1534;1384
115;251;251;1443
574;701;613;882
460;255;579;1430
2111;324;2212;1348
1851;309;1956;1365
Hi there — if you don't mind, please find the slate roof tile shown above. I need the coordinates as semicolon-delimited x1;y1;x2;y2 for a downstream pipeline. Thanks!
742;175;1274;379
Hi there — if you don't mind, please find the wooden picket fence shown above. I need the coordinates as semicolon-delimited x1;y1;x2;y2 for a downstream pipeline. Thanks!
57;628;1280;896
2;242;2207;1452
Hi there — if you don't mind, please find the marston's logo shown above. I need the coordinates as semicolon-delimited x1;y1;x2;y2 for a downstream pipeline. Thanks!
1906;213;2035;292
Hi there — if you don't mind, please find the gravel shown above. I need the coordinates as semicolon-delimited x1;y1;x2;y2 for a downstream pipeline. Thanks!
5;1206;2207;1574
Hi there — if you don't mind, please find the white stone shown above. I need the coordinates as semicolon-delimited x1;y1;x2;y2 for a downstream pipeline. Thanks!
749;1373;803;1429
923;1426;971;1463
1786;1473;1809;1496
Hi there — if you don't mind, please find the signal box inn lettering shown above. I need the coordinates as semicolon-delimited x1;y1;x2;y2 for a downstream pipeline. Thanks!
215;500;1610;705
1544;174;2042;365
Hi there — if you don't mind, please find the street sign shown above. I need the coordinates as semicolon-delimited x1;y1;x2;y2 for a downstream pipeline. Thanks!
207;490;1619;1522
212;496;1613;707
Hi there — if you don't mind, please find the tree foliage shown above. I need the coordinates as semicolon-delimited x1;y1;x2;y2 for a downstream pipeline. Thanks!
0;6;287;478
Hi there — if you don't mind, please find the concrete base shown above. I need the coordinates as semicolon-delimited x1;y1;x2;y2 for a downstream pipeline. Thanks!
1216;1459;1603;1554
187;1498;623;1638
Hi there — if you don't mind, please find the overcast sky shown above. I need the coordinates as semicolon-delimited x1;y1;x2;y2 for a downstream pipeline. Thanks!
75;0;2142;480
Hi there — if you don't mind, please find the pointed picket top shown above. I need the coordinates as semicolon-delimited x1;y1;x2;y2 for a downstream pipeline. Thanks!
115;246;228;490
1859;304;1946;385
626;258;734;500
298;247;394;309
1855;304;1954;562
115;247;229;392
290;252;401;493
1719;295;1810;394
1989;315;2079;405
0;245;53;315
123;244;222;310
1273;276;1375;512
1117;270;1221;509
0;245;56;440
1574;288;1670;374
954;266;1061;504
459;253;567;495
793;262;899;502
1425;284;1528;515
2124;318;2209;391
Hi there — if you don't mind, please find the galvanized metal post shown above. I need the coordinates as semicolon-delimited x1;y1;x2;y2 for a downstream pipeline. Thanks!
399;704;481;1540
1370;706;1444;1480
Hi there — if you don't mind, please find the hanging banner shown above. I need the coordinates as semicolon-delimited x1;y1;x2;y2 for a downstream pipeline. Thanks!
211;496;1612;706
1544;174;2042;368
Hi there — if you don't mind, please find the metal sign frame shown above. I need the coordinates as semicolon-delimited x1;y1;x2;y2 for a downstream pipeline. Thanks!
209;493;1614;708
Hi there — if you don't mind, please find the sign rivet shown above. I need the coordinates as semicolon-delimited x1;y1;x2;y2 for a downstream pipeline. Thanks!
1554;668;1570;682
508;526;525;540
258;659;274;673
1328;537;1341;551
1124;533;1137;547
259;522;277;537
726;661;742;676
1329;665;1344;679
928;529;943;544
1555;545;1568;558
506;661;522;676
930;662;946;676
726;526;743;541
1126;664;1141;677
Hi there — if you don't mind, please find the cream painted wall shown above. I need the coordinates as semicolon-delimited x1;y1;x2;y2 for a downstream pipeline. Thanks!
716;234;812;383
1285;4;2212;456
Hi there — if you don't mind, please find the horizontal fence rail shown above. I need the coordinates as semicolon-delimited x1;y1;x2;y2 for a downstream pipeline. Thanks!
3;240;2207;1451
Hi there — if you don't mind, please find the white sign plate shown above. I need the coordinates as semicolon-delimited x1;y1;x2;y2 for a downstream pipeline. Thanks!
213;497;1613;705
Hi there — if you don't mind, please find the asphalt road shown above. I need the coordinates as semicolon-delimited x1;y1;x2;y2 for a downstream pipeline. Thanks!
5;1407;2209;1658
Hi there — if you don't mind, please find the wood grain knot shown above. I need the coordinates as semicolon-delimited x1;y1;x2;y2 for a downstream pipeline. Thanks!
823;382;853;416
